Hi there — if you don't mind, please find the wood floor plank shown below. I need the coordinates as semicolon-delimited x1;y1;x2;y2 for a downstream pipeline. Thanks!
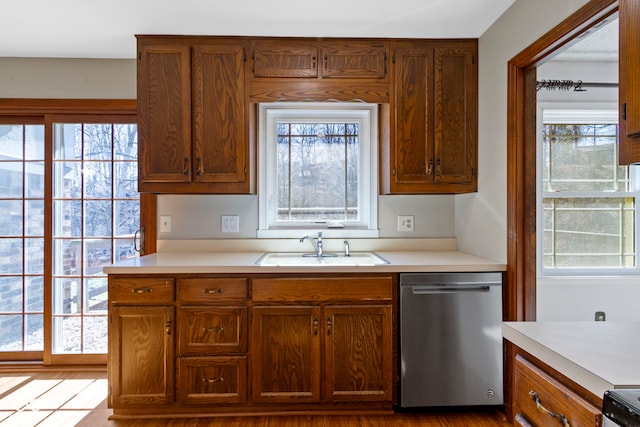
0;371;512;426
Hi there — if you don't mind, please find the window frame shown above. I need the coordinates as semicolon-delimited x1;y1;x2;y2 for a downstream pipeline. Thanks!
0;99;155;365
537;102;640;277
257;102;379;238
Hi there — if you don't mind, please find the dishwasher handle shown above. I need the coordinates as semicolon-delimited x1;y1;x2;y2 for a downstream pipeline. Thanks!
411;284;493;294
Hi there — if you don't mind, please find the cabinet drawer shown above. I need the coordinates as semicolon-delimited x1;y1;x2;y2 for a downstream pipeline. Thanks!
252;276;393;303
177;278;248;304
109;277;175;304
177;356;247;405
514;355;602;427
178;307;247;354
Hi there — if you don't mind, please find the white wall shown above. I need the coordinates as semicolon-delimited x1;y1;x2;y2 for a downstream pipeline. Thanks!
456;0;592;263
0;57;135;98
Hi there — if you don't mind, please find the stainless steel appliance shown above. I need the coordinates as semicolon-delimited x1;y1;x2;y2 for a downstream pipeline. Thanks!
399;272;503;407
603;389;640;426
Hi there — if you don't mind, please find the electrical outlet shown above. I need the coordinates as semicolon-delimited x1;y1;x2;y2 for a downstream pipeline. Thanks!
398;215;414;232
159;215;171;233
221;215;240;233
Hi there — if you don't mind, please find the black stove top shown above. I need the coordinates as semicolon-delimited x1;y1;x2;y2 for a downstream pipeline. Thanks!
603;389;640;427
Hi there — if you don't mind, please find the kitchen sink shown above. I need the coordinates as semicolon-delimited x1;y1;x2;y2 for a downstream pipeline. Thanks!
255;252;389;266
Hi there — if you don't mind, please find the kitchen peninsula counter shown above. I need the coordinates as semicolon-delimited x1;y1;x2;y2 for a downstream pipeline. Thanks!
103;250;506;274
503;321;640;397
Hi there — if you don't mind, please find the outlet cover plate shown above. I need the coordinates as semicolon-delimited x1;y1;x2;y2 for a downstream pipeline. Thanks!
221;215;240;233
398;215;414;232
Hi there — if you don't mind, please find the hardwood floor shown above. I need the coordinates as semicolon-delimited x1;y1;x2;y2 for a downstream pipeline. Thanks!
0;371;511;426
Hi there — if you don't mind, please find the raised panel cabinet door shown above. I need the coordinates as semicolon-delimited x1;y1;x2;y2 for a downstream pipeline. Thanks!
389;43;435;191
320;41;388;79
251;40;319;78
433;43;477;189
619;0;640;164
177;356;247;405
193;43;249;189
109;306;175;408
137;43;192;185
177;306;247;354
323;305;393;402
251;306;321;403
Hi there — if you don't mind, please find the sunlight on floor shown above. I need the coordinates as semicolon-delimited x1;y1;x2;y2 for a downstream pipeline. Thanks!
0;375;107;427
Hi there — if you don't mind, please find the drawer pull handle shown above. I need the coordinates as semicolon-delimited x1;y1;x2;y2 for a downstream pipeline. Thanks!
131;288;153;294
201;377;223;383
529;390;570;427
203;326;224;333
202;288;224;294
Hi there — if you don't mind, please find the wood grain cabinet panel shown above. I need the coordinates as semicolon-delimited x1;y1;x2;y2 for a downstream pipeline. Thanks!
136;36;252;193
323;305;393;402
513;355;602;427
178;306;247;354
384;40;477;194
109;305;175;408
177;356;247;404
251;306;322;403
619;0;640;164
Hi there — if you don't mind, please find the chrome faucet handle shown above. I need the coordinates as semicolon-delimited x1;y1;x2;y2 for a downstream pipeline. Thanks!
343;240;350;257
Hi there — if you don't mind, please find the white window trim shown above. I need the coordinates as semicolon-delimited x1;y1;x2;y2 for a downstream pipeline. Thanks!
536;102;640;277
257;102;379;239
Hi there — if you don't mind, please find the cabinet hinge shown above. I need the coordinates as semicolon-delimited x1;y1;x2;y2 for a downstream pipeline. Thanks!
472;55;476;65
472;168;475;177
138;52;141;61
392;168;396;176
244;166;247;175
392;55;396;64
622;102;627;121
243;48;247;62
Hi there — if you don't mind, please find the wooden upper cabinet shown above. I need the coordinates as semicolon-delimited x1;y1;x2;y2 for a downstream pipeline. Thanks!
619;0;640;164
137;43;191;184
384;40;477;194
192;43;248;187
250;39;388;81
321;41;387;79
252;40;319;78
136;36;252;193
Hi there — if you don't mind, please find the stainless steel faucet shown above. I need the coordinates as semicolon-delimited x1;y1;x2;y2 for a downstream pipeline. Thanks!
300;231;324;257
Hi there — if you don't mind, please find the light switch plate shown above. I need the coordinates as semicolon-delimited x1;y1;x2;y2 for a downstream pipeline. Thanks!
221;215;240;233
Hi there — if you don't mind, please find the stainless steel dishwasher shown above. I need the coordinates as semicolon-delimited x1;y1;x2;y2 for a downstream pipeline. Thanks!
399;272;503;407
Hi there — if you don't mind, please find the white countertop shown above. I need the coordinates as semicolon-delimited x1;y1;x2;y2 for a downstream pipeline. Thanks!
103;250;506;274
503;321;640;397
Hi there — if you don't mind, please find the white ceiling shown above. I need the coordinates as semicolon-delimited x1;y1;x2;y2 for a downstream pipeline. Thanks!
1;0;516;59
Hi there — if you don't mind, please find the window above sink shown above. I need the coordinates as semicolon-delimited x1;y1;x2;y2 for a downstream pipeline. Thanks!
257;102;379;239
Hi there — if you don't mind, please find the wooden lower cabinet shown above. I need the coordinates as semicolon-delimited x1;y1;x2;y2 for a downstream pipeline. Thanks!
108;273;396;418
513;353;602;427
109;305;175;408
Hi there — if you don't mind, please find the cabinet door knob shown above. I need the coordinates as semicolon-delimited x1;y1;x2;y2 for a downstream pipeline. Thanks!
196;157;202;176
327;317;332;336
313;317;319;335
428;159;434;175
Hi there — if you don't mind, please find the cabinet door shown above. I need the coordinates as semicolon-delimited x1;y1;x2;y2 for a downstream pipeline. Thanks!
193;43;249;190
320;42;387;79
109;306;175;408
251;306;321;403
619;0;640;164
323;305;393;402
389;42;435;192
178;306;247;354
433;44;477;189
137;43;192;185
177;356;247;404
252;41;319;78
